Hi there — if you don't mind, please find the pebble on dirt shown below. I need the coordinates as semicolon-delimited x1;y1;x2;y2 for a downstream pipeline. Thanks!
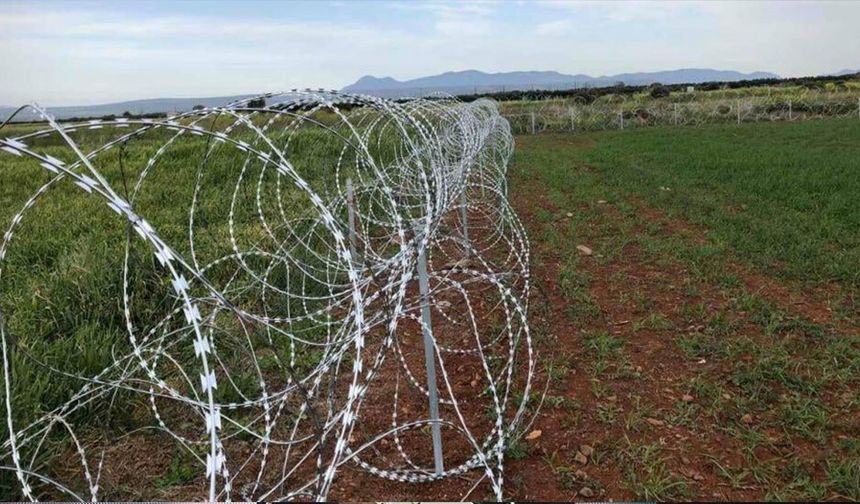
574;451;588;464
576;244;593;256
526;429;542;441
579;486;595;498
646;417;665;427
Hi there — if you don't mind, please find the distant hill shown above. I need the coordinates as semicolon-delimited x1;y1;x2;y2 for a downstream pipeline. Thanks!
11;66;860;123
0;94;254;122
342;68;780;96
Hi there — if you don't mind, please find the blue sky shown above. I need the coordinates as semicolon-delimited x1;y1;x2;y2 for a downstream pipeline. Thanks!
0;0;857;105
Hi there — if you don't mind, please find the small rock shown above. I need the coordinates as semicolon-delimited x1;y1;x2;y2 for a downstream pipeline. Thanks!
566;212;573;218
741;413;753;424
574;451;588;465
681;394;694;403
574;469;588;480
580;444;594;457
722;393;732;400
576;245;593;256
681;456;691;464
597;200;607;204
646;417;665;427
606;395;617;402
525;429;542;441
579;486;594;498
693;473;705;481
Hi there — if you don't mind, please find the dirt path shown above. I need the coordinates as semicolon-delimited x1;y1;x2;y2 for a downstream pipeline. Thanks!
492;143;860;501
326;137;860;502
91;136;857;502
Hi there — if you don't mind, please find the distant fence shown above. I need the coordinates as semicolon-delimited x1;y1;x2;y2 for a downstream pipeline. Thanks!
503;90;860;134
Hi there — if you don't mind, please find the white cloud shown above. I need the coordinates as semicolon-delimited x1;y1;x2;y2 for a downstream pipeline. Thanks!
0;1;857;105
535;19;572;36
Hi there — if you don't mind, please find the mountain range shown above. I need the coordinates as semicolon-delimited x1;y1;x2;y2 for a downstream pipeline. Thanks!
341;68;781;96
6;67;859;122
0;95;254;123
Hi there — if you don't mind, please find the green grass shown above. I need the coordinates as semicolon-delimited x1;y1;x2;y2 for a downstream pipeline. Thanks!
3;110;860;500
510;117;860;501
826;459;860;500
580;119;860;294
0;121;372;498
620;440;692;501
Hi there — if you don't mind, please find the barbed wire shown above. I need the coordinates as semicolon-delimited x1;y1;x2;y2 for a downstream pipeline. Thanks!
0;91;533;501
503;88;860;134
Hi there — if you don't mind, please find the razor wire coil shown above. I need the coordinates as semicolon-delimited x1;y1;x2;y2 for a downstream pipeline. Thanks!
0;91;533;501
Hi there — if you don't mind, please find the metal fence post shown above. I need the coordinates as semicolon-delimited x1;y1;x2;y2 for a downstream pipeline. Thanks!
736;99;741;125
459;161;470;255
530;112;536;135
569;106;575;132
788;100;793;121
415;226;444;475
346;177;358;266
460;191;470;256
619;108;624;130
673;103;678;126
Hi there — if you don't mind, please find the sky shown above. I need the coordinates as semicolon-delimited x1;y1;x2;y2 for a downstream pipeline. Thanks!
0;0;858;106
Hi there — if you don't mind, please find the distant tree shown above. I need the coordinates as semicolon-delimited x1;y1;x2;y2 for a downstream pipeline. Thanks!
122;111;132;118
192;104;205;111
648;84;670;98
247;97;266;108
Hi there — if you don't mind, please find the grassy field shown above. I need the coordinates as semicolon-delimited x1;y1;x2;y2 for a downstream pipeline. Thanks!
0;121;364;499
581;118;860;300
506;118;860;500
499;79;860;134
1;115;859;500
499;78;860;114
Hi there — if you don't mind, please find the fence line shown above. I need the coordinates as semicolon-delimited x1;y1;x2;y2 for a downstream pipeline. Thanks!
0;93;533;501
502;90;860;134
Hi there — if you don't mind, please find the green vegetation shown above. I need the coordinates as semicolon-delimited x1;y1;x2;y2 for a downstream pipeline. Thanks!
2;105;859;501
590;121;858;305
510;117;860;500
0;120;366;498
500;78;860;133
582;119;860;305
